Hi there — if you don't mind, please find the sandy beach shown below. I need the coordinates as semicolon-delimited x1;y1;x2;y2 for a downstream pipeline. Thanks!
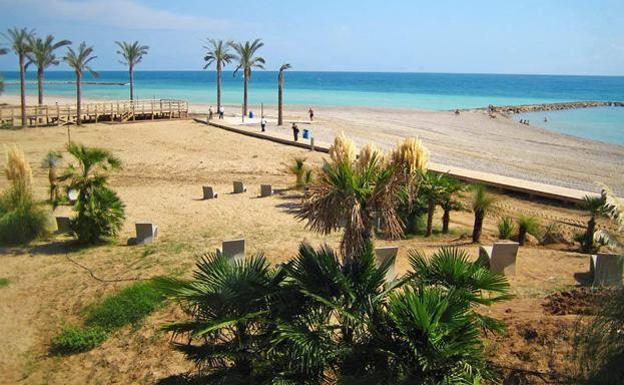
2;93;622;194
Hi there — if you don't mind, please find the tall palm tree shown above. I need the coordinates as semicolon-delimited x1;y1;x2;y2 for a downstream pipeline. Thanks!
230;39;265;119
4;27;34;128
0;45;7;95
470;184;496;243
63;42;98;126
26;35;71;105
277;63;291;125
115;40;148;101
203;39;233;113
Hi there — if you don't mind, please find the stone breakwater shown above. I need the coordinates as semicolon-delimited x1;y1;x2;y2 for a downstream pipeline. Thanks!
484;101;624;114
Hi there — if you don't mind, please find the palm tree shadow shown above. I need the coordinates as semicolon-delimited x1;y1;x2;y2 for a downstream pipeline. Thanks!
27;239;97;255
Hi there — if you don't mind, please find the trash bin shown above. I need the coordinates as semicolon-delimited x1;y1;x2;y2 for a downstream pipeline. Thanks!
249;111;254;119
303;129;309;139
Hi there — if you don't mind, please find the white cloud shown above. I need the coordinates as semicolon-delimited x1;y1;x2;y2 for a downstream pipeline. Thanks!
4;0;231;31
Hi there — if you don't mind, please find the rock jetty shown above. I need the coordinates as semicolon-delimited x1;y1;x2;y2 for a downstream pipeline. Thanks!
483;101;624;114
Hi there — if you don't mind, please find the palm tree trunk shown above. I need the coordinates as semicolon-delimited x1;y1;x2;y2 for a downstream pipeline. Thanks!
472;210;484;243
584;216;596;252
243;68;248;117
76;72;82;126
19;54;26;128
49;167;57;202
216;62;221;112
278;76;284;126
518;226;527;246
426;199;435;237
442;209;450;233
37;66;44;105
129;65;134;101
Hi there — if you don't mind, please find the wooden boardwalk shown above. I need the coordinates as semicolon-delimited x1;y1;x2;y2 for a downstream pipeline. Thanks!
0;99;188;128
199;118;600;204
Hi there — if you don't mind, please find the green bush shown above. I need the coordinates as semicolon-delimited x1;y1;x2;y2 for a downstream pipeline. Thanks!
50;325;108;355
497;216;515;239
0;277;8;287
0;184;49;245
51;280;165;355
70;186;125;244
85;280;164;330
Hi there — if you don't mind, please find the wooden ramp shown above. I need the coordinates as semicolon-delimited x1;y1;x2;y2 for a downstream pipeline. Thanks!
199;118;600;204
0;99;188;128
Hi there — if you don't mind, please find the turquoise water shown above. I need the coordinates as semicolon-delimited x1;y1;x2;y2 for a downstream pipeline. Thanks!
1;70;623;144
517;107;624;145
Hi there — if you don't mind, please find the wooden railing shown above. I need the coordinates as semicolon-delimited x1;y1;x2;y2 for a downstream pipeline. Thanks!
0;99;189;127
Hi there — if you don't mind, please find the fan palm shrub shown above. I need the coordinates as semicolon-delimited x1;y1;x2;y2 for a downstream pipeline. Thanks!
115;40;148;100
161;243;509;384
230;39;265;119
0;145;49;244
63;42;97;126
4;27;34;128
517;214;540;246
288;157;308;188
26;34;71;104
578;192;612;252
277;63;291;126
157;252;281;383
59;143;124;243
203;38;233;113
498;216;515;240
470;184;496;243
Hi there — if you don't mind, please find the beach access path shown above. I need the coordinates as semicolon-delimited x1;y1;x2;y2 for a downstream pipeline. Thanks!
199;115;604;204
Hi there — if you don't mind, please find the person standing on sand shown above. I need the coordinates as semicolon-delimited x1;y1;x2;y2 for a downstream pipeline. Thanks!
308;107;314;121
208;106;213;121
292;122;300;141
219;105;224;119
261;116;267;132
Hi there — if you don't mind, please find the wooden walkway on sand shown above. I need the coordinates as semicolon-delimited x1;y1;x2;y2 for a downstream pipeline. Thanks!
198;118;599;204
0;99;188;128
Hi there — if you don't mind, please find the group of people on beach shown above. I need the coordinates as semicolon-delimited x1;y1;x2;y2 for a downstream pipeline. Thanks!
519;119;530;125
207;106;225;120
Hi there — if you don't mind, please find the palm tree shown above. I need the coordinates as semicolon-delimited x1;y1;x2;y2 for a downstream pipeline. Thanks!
4;27;34;128
203;39;233;113
230;39;265;119
59;142;124;243
298;136;406;259
26;35;71;105
277;63;291;126
0;45;8;95
579;193;611;252
419;172;447;237
470;184;496;243
115;40;148;101
439;177;464;233
41;150;62;203
288;157;308;188
63;42;98;126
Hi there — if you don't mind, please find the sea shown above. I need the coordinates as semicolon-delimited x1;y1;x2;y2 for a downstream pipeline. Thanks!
1;70;623;145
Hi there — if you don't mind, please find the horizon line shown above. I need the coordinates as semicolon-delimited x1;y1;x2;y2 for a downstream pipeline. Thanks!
1;69;624;78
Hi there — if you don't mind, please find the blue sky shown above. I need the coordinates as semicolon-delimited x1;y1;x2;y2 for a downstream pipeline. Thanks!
0;0;623;75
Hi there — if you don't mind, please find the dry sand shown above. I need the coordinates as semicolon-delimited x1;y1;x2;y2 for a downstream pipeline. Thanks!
2;93;623;195
0;118;600;384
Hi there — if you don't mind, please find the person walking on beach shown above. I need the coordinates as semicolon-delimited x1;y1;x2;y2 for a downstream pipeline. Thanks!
219;105;224;119
208;106;214;121
261;116;267;132
308;107;314;121
292;122;300;141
